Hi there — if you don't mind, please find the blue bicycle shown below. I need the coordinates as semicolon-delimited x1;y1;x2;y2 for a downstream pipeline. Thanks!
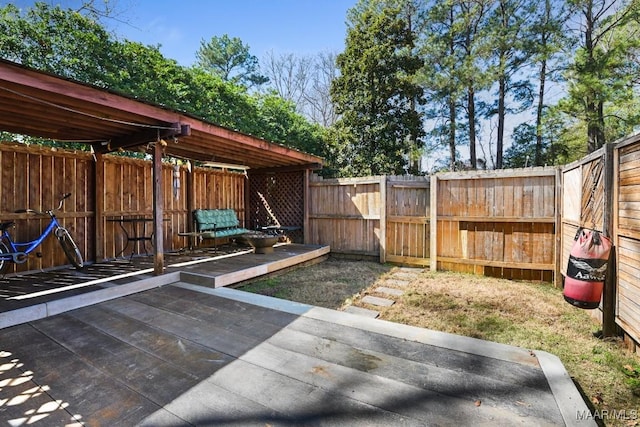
0;193;84;273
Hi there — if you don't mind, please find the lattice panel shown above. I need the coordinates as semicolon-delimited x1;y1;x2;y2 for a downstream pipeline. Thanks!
249;171;304;242
581;156;605;230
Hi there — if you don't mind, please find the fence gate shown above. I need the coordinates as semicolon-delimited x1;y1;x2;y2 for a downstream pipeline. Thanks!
384;176;430;266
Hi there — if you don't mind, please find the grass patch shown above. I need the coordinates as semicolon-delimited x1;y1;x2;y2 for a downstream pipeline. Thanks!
238;258;640;425
239;257;392;308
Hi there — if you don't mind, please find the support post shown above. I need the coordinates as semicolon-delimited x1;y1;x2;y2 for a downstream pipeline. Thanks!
430;174;438;271
186;162;195;231
94;152;104;262
602;142;617;337
304;169;310;245
379;175;387;263
554;167;563;288
244;171;251;230
152;142;164;275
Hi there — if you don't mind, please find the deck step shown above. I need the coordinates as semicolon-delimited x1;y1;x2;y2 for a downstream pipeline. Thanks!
362;295;395;307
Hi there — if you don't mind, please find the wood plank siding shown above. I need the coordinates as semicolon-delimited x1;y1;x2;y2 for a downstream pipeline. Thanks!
615;139;640;344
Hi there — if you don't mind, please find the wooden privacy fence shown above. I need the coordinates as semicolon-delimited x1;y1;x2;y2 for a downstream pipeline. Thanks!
95;154;246;260
310;139;640;349
431;168;559;282
0;143;94;272
5;139;640;349
560;137;640;348
0;142;246;273
308;175;430;264
613;137;640;347
309;169;558;281
308;175;385;257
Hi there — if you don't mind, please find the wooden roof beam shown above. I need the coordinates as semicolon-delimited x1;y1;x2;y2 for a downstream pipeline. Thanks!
93;123;191;154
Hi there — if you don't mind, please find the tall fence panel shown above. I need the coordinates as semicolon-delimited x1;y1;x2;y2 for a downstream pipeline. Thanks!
615;137;640;345
385;176;430;266
560;149;608;278
0;143;95;273
431;168;558;281
308;175;383;256
560;148;612;330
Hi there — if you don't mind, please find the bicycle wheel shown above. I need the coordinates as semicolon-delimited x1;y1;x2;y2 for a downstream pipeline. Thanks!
56;228;84;269
0;241;11;274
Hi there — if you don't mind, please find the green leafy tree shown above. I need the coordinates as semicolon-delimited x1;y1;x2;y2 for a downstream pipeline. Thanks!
560;0;640;152
196;34;268;88
419;0;464;171
458;0;493;170
330;0;425;176
251;91;328;156
0;3;327;160
0;2;114;85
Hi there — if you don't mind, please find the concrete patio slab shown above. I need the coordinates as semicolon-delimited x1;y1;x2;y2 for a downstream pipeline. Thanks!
0;280;596;426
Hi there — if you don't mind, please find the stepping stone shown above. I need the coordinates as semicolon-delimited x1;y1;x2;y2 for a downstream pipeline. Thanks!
375;286;405;297
385;279;411;288
362;295;395;307
344;306;380;318
396;267;424;274
391;273;418;282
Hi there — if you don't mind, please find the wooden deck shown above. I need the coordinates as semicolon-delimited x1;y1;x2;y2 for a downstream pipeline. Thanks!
0;243;329;328
0;242;595;426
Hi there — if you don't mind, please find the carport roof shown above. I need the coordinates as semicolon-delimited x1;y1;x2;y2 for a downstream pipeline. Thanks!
0;59;323;170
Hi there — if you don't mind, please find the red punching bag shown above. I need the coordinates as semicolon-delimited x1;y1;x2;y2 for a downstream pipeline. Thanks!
563;228;612;309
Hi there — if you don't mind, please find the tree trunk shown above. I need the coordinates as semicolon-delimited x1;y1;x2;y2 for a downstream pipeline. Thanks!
496;74;506;169
449;95;457;170
535;60;546;165
468;85;477;169
535;0;551;166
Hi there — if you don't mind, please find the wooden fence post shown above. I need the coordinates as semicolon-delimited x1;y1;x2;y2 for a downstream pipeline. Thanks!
430;174;438;272
152;142;164;275
94;152;104;262
555;167;563;288
379;175;387;263
304;170;310;245
602;142;617;337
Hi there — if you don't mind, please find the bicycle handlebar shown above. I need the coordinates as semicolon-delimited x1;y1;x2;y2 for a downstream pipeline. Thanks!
57;193;71;210
15;193;72;215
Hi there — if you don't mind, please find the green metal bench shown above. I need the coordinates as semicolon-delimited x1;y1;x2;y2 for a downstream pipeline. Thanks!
180;209;248;250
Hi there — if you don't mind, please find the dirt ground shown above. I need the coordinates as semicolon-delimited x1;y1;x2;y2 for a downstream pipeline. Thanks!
240;256;640;426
